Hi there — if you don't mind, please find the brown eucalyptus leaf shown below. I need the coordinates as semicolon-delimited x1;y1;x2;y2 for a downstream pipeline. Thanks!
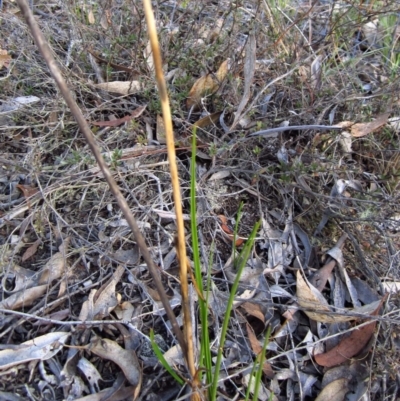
186;60;229;109
350;113;389;137
92;105;146;127
245;323;274;378
242;302;265;324
87;9;95;24
186;75;218;109
89;337;141;386
193;111;222;128
314;298;383;367
21;239;41;262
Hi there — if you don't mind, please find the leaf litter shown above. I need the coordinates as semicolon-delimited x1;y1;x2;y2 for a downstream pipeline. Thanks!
0;0;399;399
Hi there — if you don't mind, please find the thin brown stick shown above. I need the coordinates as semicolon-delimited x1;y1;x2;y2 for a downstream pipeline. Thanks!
142;0;196;378
15;0;187;356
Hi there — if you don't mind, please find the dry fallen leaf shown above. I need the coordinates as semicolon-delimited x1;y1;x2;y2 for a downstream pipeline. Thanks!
218;214;245;246
350;113;390;137
156;114;166;144
186;59;229;109
73;386;136;401
94;81;142;95
296;270;332;322
77;357;102;393
0;284;48;310
315;378;350;401
16;184;39;199
245;323;274;379
193;111;222;128
314;298;384;367
143;40;154;72
91;105;146;127
297;271;383;323
38;251;67;284
310;55;323;91
242;302;265;324
87;9;95;24
89;336;141;386
0;332;70;370
308;258;336;292
21;239;41;262
79;265;124;321
0;49;12;69
231;34;256;130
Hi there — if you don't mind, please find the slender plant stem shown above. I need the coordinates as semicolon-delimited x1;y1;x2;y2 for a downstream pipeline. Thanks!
190;129;213;391
142;0;195;377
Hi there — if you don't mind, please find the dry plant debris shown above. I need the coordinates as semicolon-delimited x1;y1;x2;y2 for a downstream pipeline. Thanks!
0;0;400;400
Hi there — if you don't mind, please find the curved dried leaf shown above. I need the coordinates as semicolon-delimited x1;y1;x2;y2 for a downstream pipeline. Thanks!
186;60;229;109
245;323;274;378
310;55;323;91
21;239;41;262
309;259;336;291
193;111;222;128
350;113;389;137
0;284;47;310
39;252;66;284
315;378;350;401
90;337;141;386
94;81;141;95
242;302;265;324
186;75;218;109
231;35;256;130
77;357;102;393
314;299;383;367
80;265;124;320
163;344;185;366
92;106;146;127
0;49;12;69
4;264;37;293
298;271;383;323
73;386;136;401
296;270;332;322
215;59;229;81
0;332;69;369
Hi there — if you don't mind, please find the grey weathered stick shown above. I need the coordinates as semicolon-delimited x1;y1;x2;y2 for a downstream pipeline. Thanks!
15;0;187;355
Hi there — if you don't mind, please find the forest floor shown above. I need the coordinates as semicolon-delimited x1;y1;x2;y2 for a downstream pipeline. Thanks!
0;0;400;400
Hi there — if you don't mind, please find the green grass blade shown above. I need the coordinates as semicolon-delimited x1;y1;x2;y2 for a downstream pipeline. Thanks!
210;219;261;400
252;326;272;401
191;127;213;390
150;329;185;385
